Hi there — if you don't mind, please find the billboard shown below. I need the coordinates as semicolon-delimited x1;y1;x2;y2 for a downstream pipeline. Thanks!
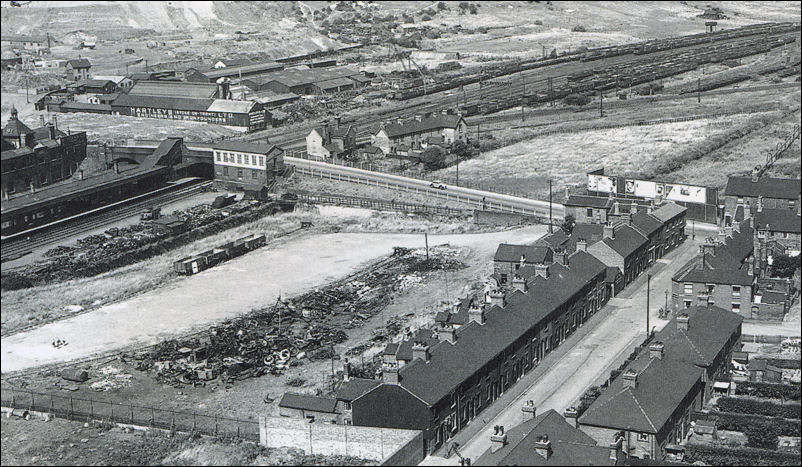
624;179;665;198
664;183;707;204
587;174;618;193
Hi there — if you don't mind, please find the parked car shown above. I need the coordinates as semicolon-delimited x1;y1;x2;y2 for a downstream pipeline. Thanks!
429;180;447;190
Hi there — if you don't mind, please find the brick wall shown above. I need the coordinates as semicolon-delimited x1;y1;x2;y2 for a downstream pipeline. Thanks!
259;416;420;461
473;210;538;227
567;205;608;224
672;281;753;316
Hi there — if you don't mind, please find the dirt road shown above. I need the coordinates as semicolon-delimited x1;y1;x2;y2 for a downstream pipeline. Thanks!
1;226;548;373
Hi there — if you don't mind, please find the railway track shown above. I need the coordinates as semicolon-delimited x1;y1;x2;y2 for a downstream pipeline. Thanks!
239;26;799;150
0;181;211;263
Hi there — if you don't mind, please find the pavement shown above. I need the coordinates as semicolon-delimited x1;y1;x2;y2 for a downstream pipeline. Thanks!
420;238;701;465
1;226;549;374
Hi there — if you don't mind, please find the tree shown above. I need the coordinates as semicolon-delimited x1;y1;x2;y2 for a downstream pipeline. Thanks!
421;145;448;170
561;214;576;234
571;25;587;32
437;1;448;10
772;254;801;278
451;140;470;159
469;4;478;14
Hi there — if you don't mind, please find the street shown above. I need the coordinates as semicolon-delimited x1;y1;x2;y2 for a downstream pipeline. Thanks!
420;237;701;465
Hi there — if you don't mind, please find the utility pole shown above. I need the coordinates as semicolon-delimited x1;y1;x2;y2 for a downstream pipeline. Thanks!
424;232;429;260
548;179;553;233
25;77;29;103
697;78;701;104
664;290;669;317
522;71;526;96
548;77;554;107
456;162;459;186
521;98;525;122
646;274;651;340
599;90;604;118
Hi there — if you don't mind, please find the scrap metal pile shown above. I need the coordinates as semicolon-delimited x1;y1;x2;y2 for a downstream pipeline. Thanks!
134;247;466;387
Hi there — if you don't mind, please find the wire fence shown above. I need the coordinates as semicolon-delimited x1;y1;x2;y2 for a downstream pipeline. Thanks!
0;387;260;441
294;192;473;217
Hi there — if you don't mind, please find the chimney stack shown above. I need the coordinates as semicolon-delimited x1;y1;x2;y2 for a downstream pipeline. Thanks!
534;263;550;279
622;368;638;389
438;325;456;344
488;290;506;308
511;275;527;292
631;201;639;214
610;435;623;462
757;195;763;213
554;248;568;266
697;245;706;269
649;341;665;360
613;201;620;215
53;115;58;130
603;224;615;240
411;342;431;363
343;358;351;382
78;169;84;181
751;165;760;182
382;362;400;384
47;122;56;140
522;400;536;421
30;182;36;194
334;114;341;129
414;114;423;122
533;435;552;459
40;114;46;127
490;425;507;453
564;406;579;428
576;238;588;252
468;304;485;325
114;161;120;174
677;313;689;331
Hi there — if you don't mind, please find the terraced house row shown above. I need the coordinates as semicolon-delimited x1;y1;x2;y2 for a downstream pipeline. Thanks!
337;201;688;454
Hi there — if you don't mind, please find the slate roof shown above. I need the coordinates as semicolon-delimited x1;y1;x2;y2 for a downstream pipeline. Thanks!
206;99;257;113
650;202;686;223
212;141;282;156
278;393;337;413
754;208;801;233
724;176;801;200
565;194;614;209
2;114;33;138
600;224;648;258
494;243;553;264
66;58;91;69
245;66;361;88
393;250;608;406
382;328;440;361
475;409;616;466
579;306;741;434
673;220;754;286
335;378;381;402
631;212;664;237
380;114;464;139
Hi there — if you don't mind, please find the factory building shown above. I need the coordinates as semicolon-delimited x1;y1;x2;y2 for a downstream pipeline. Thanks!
212;141;285;195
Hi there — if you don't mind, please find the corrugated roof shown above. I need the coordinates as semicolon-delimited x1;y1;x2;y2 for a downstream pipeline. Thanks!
754;208;801;233
245;66;361;88
724;176;801;200
129;81;218;99
112;93;214;112
278;393;337;413
202;61;283;80
206;99;256;113
317;76;356;90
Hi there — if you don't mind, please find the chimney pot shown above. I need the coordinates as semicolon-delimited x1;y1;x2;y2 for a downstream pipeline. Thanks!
511;275;527;293
603;224;615;240
488;290;506;308
78;169;84;181
522;400;536;421
533;435;552;459
576;238;588;252
535;263;550;279
490;426;508;453
468;305;485;325
751;165;760;182
343;358;351;382
677;313;689;331
382;361;400;384
412;341;431;362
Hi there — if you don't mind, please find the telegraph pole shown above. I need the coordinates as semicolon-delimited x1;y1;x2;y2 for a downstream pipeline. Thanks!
646;274;651;340
599;90;604;118
425;232;429;260
548;77;554;107
664;290;669;317
548;179;553;233
697;78;701;104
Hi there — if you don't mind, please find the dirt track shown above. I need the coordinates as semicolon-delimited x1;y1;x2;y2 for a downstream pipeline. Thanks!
1;226;548;373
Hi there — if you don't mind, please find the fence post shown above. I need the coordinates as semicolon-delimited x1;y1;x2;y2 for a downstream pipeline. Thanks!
69;396;74;419
50;394;53;415
215;415;218;436
111;402;114;423
130;404;134;424
90;399;94;419
309;423;314;455
237;418;240;438
151;407;155;427
30;392;34;411
193;412;197;431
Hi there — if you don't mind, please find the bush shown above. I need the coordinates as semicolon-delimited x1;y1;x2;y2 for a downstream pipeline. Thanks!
711;411;801;437
561;214;576;234
469;5;478;14
736;381;801;401
684;444;800;466
437;2;447;10
534;19;543;25
421;14;432;21
771;254;801;278
571;25;587;32
563;93;592;106
451;140;470;159
421;145;448;170
717;397;801;419
287;377;306;387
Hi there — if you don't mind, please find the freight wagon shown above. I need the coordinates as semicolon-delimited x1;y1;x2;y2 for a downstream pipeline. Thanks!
173;233;267;275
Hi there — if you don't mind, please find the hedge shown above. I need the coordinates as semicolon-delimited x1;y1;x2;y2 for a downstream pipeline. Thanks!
710;411;801;437
684;445;801;466
717;397;801;419
736;381;801;401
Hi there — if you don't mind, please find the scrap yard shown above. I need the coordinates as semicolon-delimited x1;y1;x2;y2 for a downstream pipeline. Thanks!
2;1;801;466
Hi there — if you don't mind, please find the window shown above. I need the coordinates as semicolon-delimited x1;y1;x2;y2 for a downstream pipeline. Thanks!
684;300;692;309
684;283;693;294
244;154;249;165
587;208;593;217
236;154;242;164
737;197;744;205
252;170;259;179
732;303;741;313
259;156;265;166
732;286;741;297
344;402;351;411
215;153;221;162
222;166;228;176
638;432;649;442
237;168;243;178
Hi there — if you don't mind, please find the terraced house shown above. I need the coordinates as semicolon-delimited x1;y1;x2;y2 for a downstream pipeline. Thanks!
371;112;467;155
721;169;801;226
578;306;742;461
350;250;610;454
